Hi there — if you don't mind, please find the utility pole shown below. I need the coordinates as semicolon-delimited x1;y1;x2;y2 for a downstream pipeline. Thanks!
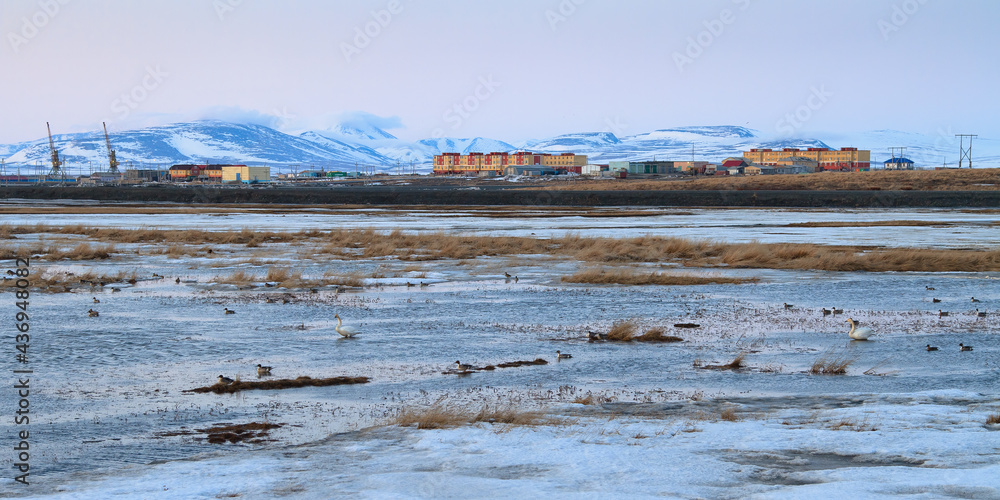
956;134;977;168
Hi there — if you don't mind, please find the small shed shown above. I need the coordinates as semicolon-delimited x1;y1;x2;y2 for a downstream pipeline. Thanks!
883;157;915;170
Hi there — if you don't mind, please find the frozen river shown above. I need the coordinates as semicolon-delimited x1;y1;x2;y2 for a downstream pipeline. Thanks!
1;205;998;498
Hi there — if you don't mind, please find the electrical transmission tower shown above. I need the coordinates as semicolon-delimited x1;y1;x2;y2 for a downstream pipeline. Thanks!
956;134;977;168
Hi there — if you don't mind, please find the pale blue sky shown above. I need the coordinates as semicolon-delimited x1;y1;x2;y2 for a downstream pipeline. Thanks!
1;0;997;143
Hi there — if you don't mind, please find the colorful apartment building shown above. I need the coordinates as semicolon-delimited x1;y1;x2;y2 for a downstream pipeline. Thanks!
741;147;870;171
433;152;587;175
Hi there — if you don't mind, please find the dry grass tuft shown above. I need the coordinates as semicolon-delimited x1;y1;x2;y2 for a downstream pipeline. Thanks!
393;405;471;429
606;320;639;341
720;408;741;422
572;394;609;405
392;404;554;429
561;267;755;286
987;413;1000;425
5;224;1000;273
699;352;747;370
211;269;260;286
322;271;367;287
829;416;878;432
636;327;684;343
810;350;856;375
47;243;116;260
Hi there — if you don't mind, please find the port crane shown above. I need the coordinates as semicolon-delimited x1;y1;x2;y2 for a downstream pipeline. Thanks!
46;122;62;177
102;122;119;173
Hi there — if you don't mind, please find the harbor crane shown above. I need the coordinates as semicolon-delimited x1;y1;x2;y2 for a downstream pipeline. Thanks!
46;122;62;176
103;122;119;173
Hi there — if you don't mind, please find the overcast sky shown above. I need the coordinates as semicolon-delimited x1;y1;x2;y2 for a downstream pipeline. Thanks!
1;0;997;143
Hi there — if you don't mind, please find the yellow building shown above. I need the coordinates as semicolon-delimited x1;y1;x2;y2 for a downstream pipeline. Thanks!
222;165;271;183
742;147;870;171
433;152;587;175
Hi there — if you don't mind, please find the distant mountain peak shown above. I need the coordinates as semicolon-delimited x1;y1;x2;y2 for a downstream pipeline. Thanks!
326;123;397;141
648;126;757;139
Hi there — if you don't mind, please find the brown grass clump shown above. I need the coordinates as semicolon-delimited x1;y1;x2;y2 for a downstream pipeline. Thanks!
606;320;639;341
635;327;684;343
393;405;470;429
6;224;1000;273
323;270;367;287
392;404;553;429
211;269;260;286
572;394;601;405
46;243;116;260
561;267;755;286
810;351;856;375
829;416;878;432
719;408;741;422
699;352;747;370
187;376;369;394
473;405;553;426
986;413;1000;425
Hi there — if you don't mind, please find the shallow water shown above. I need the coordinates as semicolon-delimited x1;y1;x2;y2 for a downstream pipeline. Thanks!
1;206;998;496
2;202;999;248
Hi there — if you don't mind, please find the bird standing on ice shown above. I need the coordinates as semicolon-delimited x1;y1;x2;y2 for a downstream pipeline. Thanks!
334;313;361;338
846;318;872;340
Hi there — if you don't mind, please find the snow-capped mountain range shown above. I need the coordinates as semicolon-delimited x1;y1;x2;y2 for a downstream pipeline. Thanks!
1;121;995;174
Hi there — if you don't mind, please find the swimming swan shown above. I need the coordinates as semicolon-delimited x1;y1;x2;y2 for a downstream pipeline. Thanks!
846;318;872;340
334;314;361;338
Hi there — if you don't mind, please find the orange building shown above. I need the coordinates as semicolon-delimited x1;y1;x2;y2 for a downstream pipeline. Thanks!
742;147;870;171
433;152;587;175
168;164;239;181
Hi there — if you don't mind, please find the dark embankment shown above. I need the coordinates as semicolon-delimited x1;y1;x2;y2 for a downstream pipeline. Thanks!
2;185;999;207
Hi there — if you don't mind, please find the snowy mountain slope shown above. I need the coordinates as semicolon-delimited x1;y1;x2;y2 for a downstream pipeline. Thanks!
2;121;391;171
2;122;996;172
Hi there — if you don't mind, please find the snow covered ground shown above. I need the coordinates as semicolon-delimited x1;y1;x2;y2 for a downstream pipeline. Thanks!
15;393;1000;499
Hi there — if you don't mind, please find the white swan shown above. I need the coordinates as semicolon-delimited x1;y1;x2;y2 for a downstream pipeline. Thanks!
334;314;361;338
846;318;872;340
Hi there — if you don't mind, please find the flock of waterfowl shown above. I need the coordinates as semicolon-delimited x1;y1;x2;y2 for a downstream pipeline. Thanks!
80;271;986;385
